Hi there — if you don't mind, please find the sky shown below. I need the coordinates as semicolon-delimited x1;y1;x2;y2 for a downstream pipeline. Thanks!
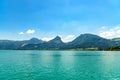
1;0;120;42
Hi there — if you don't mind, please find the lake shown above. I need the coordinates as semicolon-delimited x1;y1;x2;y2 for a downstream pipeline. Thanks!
0;50;120;80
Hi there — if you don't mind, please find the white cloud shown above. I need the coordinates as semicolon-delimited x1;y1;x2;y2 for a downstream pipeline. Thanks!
99;25;120;38
18;32;24;35
42;37;54;41
62;35;75;42
26;29;35;34
18;29;36;35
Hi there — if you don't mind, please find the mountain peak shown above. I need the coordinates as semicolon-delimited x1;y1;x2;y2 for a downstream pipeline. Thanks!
30;37;39;41
29;37;43;44
76;33;102;40
80;33;99;37
48;36;63;44
54;36;61;40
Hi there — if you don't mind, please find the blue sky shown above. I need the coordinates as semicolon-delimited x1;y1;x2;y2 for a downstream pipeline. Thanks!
1;0;120;42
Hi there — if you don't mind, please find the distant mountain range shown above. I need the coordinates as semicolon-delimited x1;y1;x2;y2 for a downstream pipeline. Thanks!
0;33;120;50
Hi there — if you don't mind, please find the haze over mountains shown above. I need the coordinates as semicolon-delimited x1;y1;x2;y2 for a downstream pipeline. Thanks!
0;33;120;50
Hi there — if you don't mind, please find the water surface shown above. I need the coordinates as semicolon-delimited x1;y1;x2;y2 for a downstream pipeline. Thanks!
0;50;120;80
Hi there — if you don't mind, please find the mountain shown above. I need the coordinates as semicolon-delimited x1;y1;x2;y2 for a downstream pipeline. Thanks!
28;38;44;44
0;38;44;49
66;34;115;49
0;34;120;50
20;36;65;50
45;36;65;49
20;38;44;45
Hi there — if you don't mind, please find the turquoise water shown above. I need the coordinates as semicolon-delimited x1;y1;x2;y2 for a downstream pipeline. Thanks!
0;50;120;80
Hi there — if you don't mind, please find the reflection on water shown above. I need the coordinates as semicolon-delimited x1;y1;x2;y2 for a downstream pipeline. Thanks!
0;50;120;80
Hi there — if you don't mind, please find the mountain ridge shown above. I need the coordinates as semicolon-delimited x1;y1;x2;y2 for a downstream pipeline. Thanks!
0;33;119;50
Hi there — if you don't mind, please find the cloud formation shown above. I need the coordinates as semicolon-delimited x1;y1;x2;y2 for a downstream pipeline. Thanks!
62;35;75;42
42;37;54;41
18;32;24;35
99;25;120;38
18;29;35;35
26;29;35;34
